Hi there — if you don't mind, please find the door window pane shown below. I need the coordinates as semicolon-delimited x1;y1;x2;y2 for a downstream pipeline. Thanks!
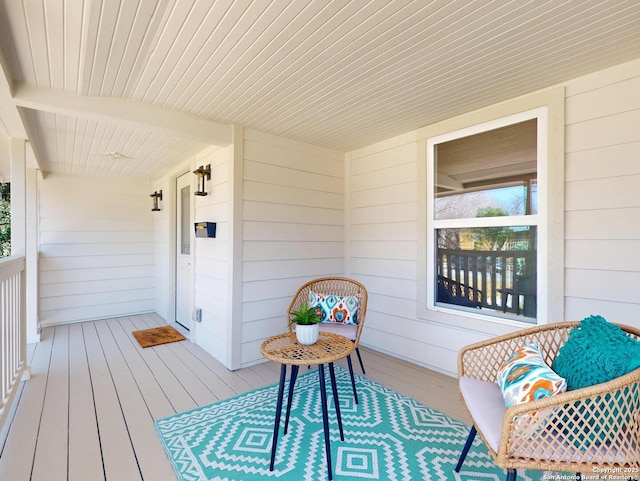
181;185;190;255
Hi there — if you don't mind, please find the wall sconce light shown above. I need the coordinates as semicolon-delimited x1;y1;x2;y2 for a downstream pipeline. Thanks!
193;164;211;196
150;190;163;211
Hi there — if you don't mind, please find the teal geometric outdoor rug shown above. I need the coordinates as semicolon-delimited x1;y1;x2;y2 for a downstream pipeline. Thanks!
155;366;542;480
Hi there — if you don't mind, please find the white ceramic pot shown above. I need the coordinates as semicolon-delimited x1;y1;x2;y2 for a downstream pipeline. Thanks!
295;323;320;345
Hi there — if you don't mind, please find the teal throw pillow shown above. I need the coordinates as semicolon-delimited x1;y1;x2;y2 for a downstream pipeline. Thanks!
552;315;640;390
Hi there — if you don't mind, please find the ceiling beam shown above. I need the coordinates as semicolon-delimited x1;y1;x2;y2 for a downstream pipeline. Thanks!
0;46;46;174
436;173;463;191
0;47;26;139
12;82;233;146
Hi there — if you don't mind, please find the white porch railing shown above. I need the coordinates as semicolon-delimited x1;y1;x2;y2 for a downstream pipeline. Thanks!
0;256;29;432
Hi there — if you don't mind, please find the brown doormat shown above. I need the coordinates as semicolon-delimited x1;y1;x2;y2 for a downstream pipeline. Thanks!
132;326;186;348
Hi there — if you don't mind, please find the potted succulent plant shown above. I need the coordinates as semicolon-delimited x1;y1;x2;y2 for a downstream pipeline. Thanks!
289;302;323;345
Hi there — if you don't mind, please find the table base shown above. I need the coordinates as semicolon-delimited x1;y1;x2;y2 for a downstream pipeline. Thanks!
269;363;344;480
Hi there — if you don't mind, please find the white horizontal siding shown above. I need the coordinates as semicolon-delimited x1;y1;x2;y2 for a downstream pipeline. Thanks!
152;176;171;321
243;222;343;242
41;265;154;283
350;222;416;242
242;317;284;343
351;183;416;208
565;75;640;125
241;277;313;303
564;298;640;324
39;174;154;325
244;201;341;225
240;129;344;366
349;240;416;260
41;277;152;297
351;202;417;224
566;176;640;211
41;288;153;311
40;254;153;270
41;301;155;326
566;110;640;152
243;241;342;262
565;208;640;239
244;160;343;193
192;146;232;364
40;229;152;244
564;58;640;326
244;181;343;209
345;136;466;373
565;269;640;303
350;161;416;192
40;217;151;231
40;243;152;256
565;142;640;183
242;258;343;282
349;257;417;280
566;240;640;271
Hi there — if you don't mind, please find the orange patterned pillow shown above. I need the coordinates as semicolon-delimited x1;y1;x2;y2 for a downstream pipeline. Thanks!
308;291;360;325
497;342;567;407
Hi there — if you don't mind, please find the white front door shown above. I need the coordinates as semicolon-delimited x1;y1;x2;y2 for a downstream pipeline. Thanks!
175;172;193;330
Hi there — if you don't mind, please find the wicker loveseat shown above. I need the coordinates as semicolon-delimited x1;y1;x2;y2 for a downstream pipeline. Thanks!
455;321;640;480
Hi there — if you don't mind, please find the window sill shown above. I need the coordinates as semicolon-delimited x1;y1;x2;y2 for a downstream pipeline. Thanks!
418;303;539;337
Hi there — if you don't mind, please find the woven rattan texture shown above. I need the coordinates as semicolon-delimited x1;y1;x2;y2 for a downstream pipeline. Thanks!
286;277;368;347
260;332;354;365
459;323;575;382
458;321;640;474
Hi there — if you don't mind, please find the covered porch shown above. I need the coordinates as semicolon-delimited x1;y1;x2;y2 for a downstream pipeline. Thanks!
0;313;466;480
0;2;639;479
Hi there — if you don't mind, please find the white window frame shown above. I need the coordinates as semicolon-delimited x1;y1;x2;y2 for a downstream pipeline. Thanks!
416;87;564;334
427;108;545;322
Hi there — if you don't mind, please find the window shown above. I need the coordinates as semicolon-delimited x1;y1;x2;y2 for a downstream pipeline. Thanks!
417;87;564;330
431;119;539;321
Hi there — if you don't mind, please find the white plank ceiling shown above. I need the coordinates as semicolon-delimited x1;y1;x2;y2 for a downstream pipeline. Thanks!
0;0;640;179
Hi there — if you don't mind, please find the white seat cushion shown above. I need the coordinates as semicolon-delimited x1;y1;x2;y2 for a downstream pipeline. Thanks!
459;376;506;453
460;377;637;464
318;322;358;341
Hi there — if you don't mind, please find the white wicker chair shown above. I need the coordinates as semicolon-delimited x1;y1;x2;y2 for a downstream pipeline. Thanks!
455;321;640;481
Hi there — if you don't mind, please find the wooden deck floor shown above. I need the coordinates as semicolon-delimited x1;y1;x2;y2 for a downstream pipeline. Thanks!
0;313;469;481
